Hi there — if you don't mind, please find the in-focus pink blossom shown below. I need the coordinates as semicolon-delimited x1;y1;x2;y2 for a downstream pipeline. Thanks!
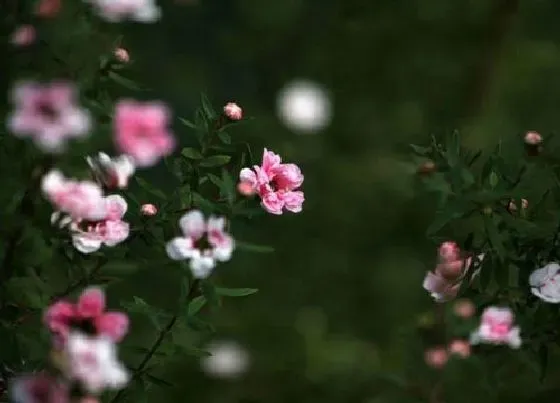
11;25;36;47
470;306;521;348
44;287;129;345
448;339;471;358
86;152;135;189
140;203;157;216
86;0;161;23
529;262;560;303
70;195;130;254
10;373;69;403
42;170;107;221
424;347;448;369
114;100;175;167
166;210;235;279
239;148;304;215
36;0;61;17
453;299;475;318
114;48;130;63
223;102;243;121
7;81;91;153
524;131;542;146
63;332;129;395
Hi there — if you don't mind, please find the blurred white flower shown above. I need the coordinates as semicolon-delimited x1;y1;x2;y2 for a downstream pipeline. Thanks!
276;80;332;134
200;341;250;379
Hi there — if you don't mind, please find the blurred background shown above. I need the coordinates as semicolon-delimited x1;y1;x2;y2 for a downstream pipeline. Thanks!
7;0;560;402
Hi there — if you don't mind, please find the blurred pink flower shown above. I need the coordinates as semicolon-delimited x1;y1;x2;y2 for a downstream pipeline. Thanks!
86;0;161;22
36;0;61;17
11;25;36;47
529;262;560;303
453;299;475;318
86;152;135;189
114;48;130;63
237;181;255;196
70;195;130;254
239;148;304;215
44;287;129;345
42;170;107;221
166;210;235;279
438;241;460;262
114;100;175;167
470;306;521;348
424;347;448;369
524;131;542;146
7;81;91;153
11;373;69;403
448;339;471;358
223;102;242;120
64;332;128;395
140;203;157;216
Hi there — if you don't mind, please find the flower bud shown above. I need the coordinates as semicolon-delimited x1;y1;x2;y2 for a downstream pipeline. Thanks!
435;260;464;280
141;203;157;216
224;102;243;121
417;160;436;175
438;241;460;263
114;48;130;63
453;299;475;318
448;340;471;358
524;131;542;146
11;25;36;47
237;181;255;196
424;347;448;369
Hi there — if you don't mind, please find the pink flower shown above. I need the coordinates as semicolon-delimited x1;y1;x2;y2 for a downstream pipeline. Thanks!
448;340;471;358
453;299;475;318
11;25;36;47
239;148;305;215
7;81;91;153
524;131;542;146
470;306;521;348
438;241;460;262
424;347;448;369
42;170;107;221
63;333;129;395
36;0;61;17
223;102;242;121
166;210;235;279
70;195;130;254
86;152;135;189
114;100;175;167
114;48;130;63
86;0;161;23
10;373;69;403
44;287;129;344
140;203;157;216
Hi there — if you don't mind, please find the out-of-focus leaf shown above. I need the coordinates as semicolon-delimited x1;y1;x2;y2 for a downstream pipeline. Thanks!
215;287;259;297
179;118;197;130
145;374;173;388
426;199;472;236
200;155;231;168
187;296;206;316
181;147;203;160
99;261;139;275
200;94;216;120
484;215;506;262
409;144;431;156
136;177;167;200
108;71;143;90
217;131;231;144
236;241;275;253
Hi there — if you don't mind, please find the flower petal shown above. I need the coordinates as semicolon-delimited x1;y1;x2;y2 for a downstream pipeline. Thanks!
179;210;206;238
166;237;195;260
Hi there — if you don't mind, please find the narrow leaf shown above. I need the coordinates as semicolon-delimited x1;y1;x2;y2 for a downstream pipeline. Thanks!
200;155;231;168
181;147;203;160
215;287;259;297
236;241;275;253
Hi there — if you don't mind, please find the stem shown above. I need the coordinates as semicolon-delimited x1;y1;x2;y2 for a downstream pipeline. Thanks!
110;279;200;403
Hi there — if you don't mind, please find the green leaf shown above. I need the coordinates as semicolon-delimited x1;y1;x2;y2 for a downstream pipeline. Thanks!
145;374;173;388
187;316;215;332
483;215;506;262
199;155;231;168
136;177;168;200
200;94;216;120
4;277;47;309
409;144;431;156
489;171;499;189
236;241;275;253
201;282;221;308
100;261;139;275
426;199;472;236
178;117;197;130
215;287;259;297
181;147;203;160
217;131;231;144
187;296;206;316
108;71;143;91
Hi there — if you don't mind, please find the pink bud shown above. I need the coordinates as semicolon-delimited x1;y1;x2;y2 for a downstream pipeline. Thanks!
438;241;460;263
11;25;36;47
237;181;255;196
453;299;475;318
435;260;464;280
141;203;157;216
424;347;448;369
114;48;130;63
224;102;243;121
448;339;471;358
524;131;542;146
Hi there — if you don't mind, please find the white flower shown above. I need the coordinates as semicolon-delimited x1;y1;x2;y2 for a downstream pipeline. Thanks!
529;262;560;303
64;332;129;395
87;152;135;189
469;306;522;349
200;341;250;379
166;210;235;279
85;0;161;23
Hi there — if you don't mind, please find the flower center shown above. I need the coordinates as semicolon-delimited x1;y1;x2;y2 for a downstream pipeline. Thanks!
37;99;59;121
68;318;97;336
193;235;211;251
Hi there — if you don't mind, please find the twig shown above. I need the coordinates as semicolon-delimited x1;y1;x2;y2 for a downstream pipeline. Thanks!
109;279;200;403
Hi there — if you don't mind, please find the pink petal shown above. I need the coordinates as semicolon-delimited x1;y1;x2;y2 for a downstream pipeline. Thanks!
95;312;129;342
44;301;75;333
77;287;106;318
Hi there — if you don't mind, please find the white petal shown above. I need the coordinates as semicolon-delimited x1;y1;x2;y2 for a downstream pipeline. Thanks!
166;237;195;260
213;245;233;262
531;286;560;303
507;327;522;349
41;169;65;194
207;216;225;233
190;256;215;279
72;233;103;254
179;210;206;238
50;211;61;225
